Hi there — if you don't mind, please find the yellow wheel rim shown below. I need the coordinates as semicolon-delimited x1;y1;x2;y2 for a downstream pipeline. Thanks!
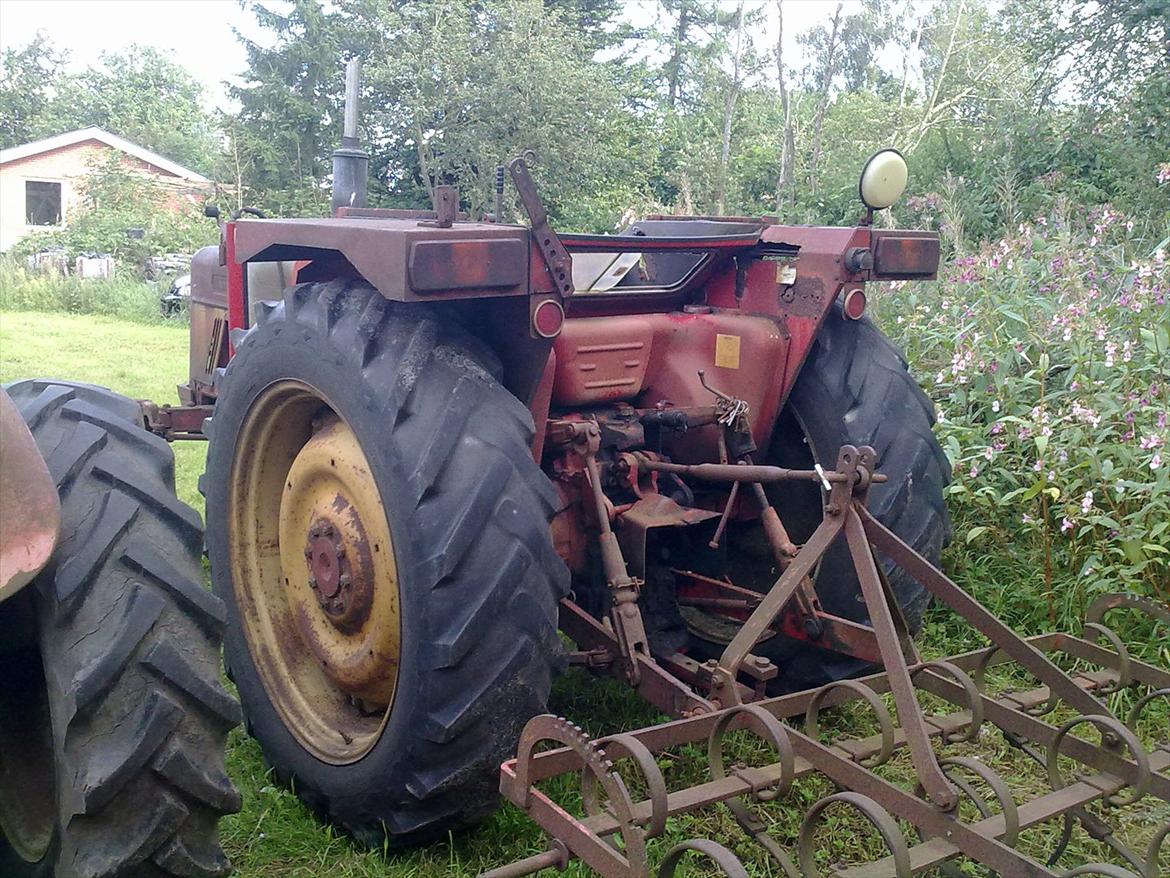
229;381;400;764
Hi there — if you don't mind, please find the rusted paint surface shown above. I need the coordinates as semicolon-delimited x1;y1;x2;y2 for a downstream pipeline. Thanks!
487;442;1168;877
870;230;940;279
233;216;532;303
0;388;59;601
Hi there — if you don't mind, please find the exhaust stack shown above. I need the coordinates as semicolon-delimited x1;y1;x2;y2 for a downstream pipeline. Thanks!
331;58;368;215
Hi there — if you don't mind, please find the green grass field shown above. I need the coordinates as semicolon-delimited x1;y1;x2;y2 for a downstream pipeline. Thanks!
1;310;1165;877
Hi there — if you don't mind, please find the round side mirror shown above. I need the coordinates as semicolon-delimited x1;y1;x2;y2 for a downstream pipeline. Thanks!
858;149;908;211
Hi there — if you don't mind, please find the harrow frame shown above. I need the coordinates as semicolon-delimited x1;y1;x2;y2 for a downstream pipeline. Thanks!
481;447;1170;878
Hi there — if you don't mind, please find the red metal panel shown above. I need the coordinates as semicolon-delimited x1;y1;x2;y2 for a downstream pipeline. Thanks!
226;221;246;344
552;312;789;461
407;237;527;293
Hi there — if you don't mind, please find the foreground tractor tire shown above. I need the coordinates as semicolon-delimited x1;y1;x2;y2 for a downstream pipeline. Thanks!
697;303;952;691
0;381;239;878
203;280;568;846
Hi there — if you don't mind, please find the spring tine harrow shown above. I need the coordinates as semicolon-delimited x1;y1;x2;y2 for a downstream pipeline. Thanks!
480;446;1169;878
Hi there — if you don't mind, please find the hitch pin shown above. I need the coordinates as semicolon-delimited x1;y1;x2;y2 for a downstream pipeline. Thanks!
813;464;832;492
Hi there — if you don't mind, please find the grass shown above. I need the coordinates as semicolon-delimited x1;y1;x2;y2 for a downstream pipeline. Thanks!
0;259;183;325
1;309;1166;877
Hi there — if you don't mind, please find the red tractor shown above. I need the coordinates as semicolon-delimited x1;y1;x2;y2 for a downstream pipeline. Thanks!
138;63;950;849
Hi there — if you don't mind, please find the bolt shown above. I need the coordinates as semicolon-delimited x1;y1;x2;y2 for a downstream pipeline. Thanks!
322;523;335;538
309;525;321;539
308;575;318;590
334;542;346;559
304;546;313;559
753;655;770;667
339;573;351;589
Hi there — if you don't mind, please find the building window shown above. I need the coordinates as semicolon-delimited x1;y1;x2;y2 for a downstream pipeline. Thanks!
25;181;62;226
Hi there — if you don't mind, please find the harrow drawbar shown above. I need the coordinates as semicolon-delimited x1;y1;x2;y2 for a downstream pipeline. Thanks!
481;446;1170;878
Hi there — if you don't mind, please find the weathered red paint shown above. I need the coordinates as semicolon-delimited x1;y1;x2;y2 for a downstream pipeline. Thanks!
226;221;246;344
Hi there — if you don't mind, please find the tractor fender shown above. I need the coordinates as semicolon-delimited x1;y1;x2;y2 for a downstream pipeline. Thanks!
0;386;59;602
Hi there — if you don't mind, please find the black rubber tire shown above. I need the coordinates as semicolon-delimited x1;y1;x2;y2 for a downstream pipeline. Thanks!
0;380;240;878
203;280;569;846
702;303;952;691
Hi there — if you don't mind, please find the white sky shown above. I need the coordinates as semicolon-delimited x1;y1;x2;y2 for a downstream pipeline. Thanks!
0;0;861;112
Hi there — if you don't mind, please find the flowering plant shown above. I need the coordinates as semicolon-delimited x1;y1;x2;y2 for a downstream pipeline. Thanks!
877;199;1169;627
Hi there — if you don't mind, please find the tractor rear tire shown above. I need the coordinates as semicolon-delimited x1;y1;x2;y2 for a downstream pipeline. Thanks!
203;280;569;847
0;380;239;878
699;302;952;692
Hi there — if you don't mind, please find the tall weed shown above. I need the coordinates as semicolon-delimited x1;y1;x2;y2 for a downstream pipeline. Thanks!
878;201;1169;634
0;259;174;324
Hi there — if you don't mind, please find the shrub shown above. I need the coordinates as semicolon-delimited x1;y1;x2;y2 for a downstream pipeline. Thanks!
9;153;215;269
0;258;175;323
877;199;1169;631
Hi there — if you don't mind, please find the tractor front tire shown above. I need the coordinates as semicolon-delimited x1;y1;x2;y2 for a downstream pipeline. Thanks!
203;281;568;846
0;381;239;878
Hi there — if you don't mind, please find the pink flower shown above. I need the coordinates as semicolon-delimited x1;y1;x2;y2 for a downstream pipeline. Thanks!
1152;452;1164;470
1081;491;1093;513
1061;517;1073;533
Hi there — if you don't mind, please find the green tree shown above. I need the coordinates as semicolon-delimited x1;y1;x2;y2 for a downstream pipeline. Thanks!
0;34;66;148
39;45;220;174
229;0;354;209
361;0;653;229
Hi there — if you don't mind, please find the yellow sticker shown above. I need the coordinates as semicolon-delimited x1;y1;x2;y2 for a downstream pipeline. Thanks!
714;334;741;369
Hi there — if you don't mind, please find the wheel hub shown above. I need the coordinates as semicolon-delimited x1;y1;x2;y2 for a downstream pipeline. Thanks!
304;516;372;627
229;380;400;764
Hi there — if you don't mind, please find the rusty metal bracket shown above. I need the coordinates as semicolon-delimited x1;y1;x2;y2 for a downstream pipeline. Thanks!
483;441;1169;878
508;154;573;298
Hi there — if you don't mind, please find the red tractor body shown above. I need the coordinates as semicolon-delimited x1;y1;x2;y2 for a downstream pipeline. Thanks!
190;212;938;462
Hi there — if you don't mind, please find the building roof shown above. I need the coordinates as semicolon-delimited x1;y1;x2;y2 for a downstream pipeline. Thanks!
0;126;210;183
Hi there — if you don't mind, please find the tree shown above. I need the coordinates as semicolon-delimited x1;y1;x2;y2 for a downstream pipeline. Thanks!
774;1;796;213
0;34;65;149
229;0;353;210
44;46;219;174
360;0;654;229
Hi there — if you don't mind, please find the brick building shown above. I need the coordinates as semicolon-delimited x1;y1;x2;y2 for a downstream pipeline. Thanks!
0;127;211;252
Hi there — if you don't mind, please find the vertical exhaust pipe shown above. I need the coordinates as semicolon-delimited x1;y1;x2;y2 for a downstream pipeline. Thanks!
331;58;368;215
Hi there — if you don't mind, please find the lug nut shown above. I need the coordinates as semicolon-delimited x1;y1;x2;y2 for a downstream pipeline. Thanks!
339;573;351;589
335;542;346;558
308;575;318;590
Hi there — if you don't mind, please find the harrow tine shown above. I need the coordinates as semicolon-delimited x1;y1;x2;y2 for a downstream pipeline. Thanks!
805;679;896;768
705;704;799;871
656;839;751;877
1079;623;1133;694
1127;687;1170;738
583;733;668;839
798;791;912;878
1046;715;1152;808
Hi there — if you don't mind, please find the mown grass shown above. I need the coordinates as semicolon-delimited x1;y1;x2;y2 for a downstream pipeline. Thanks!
1;309;1166;877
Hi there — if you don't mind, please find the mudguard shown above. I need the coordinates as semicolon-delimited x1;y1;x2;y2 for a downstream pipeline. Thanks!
0;387;59;602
